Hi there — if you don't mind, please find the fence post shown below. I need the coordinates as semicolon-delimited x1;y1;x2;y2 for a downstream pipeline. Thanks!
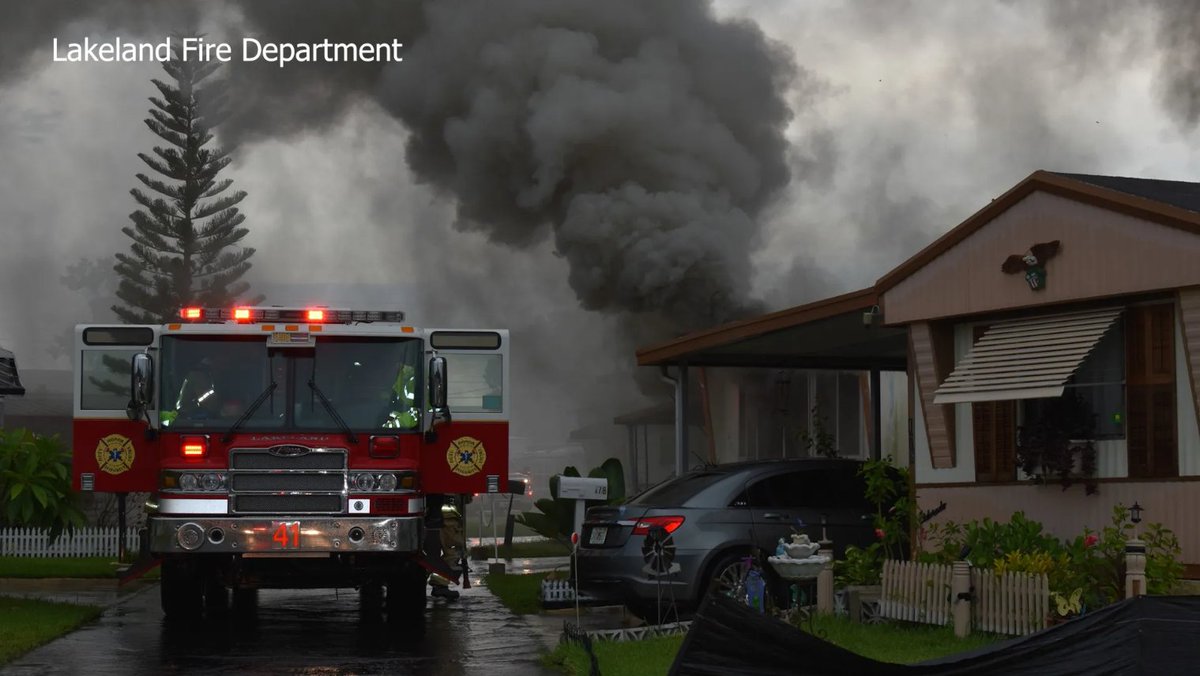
952;560;971;638
1125;539;1147;598
817;539;834;615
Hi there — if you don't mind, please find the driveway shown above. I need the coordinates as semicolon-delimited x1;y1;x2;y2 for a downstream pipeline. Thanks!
1;577;554;675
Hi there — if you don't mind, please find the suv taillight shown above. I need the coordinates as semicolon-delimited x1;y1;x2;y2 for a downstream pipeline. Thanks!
632;516;685;535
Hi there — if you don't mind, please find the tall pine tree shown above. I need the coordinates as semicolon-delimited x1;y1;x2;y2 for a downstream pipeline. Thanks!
113;41;259;323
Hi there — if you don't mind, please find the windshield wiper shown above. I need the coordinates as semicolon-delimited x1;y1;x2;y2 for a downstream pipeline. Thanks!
308;379;359;444
221;382;278;444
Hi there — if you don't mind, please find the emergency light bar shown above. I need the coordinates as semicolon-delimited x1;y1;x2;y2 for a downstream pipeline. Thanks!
178;306;405;324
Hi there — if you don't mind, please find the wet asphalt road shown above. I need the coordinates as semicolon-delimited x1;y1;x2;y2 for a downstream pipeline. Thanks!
2;581;556;676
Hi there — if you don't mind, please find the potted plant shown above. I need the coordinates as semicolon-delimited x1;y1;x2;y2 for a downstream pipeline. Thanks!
1016;392;1099;494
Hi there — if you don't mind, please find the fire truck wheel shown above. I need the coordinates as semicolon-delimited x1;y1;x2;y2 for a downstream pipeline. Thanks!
385;570;426;625
360;581;384;613
203;573;229;617
161;559;203;620
232;587;258;611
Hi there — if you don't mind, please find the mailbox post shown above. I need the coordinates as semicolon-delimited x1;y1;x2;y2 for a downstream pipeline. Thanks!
557;476;609;538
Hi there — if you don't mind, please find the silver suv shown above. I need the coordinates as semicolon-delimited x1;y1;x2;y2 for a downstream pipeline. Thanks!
576;458;884;619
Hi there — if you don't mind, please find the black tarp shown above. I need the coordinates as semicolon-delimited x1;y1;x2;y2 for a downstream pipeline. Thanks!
669;594;1200;676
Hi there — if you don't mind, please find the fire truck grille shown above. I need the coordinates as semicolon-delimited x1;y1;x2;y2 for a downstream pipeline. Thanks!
229;448;347;515
230;474;345;492
232;494;344;514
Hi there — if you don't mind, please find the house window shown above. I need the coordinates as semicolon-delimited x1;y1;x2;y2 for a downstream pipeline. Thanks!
1018;304;1178;478
1020;317;1126;442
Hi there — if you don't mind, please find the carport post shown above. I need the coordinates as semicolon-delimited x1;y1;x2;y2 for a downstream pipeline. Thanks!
870;369;882;460
676;363;689;477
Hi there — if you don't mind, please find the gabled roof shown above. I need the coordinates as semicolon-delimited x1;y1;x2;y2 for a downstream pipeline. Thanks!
0;347;25;396
1052;173;1200;214
635;287;906;367
875;170;1200;294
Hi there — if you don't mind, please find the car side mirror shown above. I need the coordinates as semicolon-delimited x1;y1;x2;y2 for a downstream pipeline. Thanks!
127;352;153;421
429;356;450;427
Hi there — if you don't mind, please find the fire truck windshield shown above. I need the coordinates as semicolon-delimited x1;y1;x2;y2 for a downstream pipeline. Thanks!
159;336;422;432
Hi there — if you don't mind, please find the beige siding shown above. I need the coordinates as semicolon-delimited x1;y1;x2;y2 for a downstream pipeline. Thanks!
918;482;1200;565
913;379;974;483
884;192;1200;325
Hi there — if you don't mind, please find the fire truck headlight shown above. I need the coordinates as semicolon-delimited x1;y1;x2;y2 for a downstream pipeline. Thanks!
200;473;225;491
377;473;398;492
177;522;205;551
351;473;376;491
179;474;200;492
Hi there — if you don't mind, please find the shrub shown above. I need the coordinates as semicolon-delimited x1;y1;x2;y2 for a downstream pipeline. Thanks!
919;506;1182;611
0;428;87;545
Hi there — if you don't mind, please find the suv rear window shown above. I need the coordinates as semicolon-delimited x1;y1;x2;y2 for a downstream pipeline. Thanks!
629;472;727;506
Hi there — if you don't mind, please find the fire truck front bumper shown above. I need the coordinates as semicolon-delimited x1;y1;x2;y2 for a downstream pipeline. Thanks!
148;516;422;555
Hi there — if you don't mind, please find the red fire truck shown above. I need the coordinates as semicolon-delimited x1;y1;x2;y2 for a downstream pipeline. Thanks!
71;306;509;621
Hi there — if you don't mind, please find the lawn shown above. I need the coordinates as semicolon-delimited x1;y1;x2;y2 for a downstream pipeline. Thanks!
0;557;123;578
0;597;103;664
483;571;553;615
544;635;683;676
0;557;161;580
470;539;570;560
542;614;1002;675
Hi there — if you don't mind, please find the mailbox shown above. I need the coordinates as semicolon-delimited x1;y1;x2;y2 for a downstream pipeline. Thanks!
556;475;610;539
557;476;609;500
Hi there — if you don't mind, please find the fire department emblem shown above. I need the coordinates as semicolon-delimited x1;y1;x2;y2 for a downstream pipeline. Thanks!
446;436;486;477
95;434;135;475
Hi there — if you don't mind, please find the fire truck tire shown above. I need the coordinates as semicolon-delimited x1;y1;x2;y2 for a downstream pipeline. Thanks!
160;559;203;620
233;587;258;611
385;569;426;624
360;581;384;613
203;573;229;617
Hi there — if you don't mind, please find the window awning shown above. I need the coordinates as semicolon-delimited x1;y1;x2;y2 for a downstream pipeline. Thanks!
932;308;1122;405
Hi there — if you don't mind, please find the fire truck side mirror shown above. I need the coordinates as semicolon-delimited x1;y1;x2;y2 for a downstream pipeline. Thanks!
429;356;450;426
127;353;154;422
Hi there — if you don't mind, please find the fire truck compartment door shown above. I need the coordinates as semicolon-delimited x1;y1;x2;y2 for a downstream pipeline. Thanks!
73;324;160;492
421;330;510;495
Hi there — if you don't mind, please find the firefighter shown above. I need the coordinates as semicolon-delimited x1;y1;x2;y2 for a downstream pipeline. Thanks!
427;495;464;600
384;363;419;429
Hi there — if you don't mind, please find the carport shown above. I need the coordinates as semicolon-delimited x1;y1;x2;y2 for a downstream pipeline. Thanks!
635;288;908;476
0;346;26;427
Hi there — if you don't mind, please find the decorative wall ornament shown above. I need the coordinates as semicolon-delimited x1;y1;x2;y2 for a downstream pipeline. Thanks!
1002;240;1061;290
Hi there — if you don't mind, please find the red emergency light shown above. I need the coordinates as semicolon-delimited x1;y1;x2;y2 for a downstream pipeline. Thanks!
181;435;208;458
233;307;251;321
306;308;325;322
180;307;202;320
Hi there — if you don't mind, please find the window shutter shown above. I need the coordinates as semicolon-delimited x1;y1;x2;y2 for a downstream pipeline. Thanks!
972;325;1016;482
1127;304;1177;479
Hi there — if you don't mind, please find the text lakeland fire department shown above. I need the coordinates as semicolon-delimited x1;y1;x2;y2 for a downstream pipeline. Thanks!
51;36;404;68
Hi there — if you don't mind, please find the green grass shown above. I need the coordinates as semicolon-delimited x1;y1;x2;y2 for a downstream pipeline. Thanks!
542;614;1002;675
0;597;103;664
470;539;570;560
543;635;684;676
0;557;124;578
0;557;160;580
800;614;1000;664
483;572;554;615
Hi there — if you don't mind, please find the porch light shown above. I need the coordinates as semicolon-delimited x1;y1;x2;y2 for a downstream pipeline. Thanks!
1129;502;1143;525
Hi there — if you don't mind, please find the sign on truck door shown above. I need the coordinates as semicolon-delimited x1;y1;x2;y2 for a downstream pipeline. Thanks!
420;330;510;495
73;324;160;493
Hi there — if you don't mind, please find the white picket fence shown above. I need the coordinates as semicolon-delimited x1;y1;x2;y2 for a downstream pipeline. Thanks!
880;559;1049;635
0;527;141;557
970;566;1049;635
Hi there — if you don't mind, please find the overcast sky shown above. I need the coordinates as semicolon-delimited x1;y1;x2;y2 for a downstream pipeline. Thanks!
1;0;1197;444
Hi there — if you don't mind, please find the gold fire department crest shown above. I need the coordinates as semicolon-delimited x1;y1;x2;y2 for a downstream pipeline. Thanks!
446;436;487;477
95;434;135;475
